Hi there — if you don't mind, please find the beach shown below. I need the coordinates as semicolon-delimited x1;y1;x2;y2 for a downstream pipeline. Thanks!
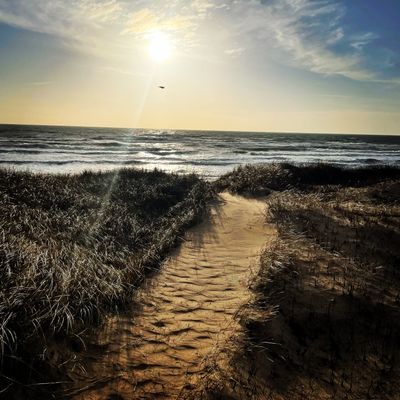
1;162;400;399
2;0;400;397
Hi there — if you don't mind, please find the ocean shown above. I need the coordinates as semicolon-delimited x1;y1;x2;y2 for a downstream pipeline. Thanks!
1;124;399;179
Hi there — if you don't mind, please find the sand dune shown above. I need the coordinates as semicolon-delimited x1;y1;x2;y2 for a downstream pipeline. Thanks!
67;193;273;399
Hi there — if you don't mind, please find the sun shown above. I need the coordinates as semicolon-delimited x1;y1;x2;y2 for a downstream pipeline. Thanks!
148;32;171;62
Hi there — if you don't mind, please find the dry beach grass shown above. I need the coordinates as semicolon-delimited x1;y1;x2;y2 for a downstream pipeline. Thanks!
1;163;400;399
193;163;400;399
0;167;214;397
215;162;400;195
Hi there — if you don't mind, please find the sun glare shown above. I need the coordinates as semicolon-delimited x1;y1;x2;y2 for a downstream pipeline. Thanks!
148;32;171;62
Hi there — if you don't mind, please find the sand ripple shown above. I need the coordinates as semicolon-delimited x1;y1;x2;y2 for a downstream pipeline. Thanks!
68;193;272;399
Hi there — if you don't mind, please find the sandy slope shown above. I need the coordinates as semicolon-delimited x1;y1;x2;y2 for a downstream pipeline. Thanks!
67;193;273;399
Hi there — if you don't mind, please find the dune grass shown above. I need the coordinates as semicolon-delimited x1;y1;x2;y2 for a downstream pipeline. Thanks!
193;163;400;399
3;163;399;398
215;162;400;195
0;167;214;393
246;180;400;399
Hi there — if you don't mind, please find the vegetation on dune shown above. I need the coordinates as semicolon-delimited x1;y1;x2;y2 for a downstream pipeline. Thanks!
195;164;400;399
267;182;400;270
0;167;214;393
2;162;400;398
215;162;400;195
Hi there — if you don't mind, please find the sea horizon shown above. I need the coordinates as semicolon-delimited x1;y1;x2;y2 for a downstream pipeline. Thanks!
1;122;399;137
1;124;399;179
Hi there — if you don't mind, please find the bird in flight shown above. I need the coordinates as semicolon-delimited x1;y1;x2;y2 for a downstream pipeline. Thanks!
158;86;165;89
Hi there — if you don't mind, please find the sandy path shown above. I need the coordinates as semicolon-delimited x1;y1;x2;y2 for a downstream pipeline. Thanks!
68;193;273;399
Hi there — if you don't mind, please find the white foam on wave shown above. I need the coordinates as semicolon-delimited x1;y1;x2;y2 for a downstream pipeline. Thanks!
0;125;399;177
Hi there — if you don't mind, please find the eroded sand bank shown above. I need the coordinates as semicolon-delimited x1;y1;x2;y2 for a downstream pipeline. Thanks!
68;193;273;399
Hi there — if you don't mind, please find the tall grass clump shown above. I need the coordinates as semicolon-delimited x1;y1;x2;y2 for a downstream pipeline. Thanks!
215;163;400;195
0;167;214;387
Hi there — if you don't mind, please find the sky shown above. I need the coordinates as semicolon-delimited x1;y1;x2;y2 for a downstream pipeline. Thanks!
0;0;399;134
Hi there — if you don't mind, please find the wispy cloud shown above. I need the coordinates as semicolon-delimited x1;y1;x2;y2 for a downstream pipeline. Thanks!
122;0;218;48
350;32;378;52
123;8;195;36
224;0;376;81
0;0;121;38
0;0;218;54
0;0;398;83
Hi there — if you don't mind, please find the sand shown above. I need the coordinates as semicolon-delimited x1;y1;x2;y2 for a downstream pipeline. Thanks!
66;192;273;399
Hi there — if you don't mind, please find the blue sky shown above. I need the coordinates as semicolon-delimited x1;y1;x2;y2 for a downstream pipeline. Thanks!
0;0;399;133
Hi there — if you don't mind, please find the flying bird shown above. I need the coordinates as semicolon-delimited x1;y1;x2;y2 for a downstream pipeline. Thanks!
158;85;165;89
